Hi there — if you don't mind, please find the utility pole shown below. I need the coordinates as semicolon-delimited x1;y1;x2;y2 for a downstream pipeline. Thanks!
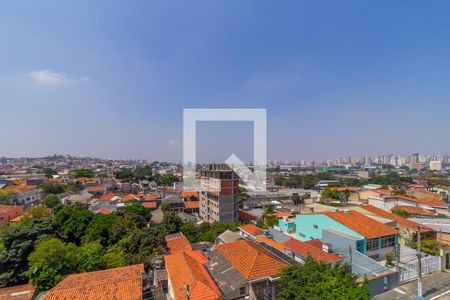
417;225;422;298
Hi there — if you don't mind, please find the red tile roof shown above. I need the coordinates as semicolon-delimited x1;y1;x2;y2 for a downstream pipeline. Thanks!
184;201;199;209
215;240;287;280
322;211;399;238
144;194;158;201
45;264;144;300
142;202;157;209
166;235;192;253
267;212;293;219
165;250;221;300
256;236;288;252
94;208;110;215
238;224;264;237
238;209;258;222
361;205;433;232
85;186;105;192
99;192;116;201
384;195;446;207
391;205;435;217
284;239;341;263
0;284;35;300
180;191;199;198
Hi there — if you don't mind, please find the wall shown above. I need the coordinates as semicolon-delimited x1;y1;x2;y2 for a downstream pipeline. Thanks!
295;214;363;242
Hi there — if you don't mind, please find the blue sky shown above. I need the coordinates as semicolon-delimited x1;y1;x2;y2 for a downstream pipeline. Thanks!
1;0;450;162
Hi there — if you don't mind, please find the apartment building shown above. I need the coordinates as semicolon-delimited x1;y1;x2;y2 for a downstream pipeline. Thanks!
199;164;240;224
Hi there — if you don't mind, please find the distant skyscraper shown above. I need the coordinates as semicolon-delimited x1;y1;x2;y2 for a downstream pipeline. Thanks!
410;153;419;169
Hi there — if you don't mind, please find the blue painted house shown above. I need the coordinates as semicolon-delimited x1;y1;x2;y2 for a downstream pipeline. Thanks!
279;210;399;261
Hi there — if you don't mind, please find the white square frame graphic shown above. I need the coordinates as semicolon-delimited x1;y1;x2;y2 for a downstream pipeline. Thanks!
183;108;267;192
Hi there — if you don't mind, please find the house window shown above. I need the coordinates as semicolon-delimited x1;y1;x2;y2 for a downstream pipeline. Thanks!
381;236;395;249
299;232;306;238
366;238;378;251
240;287;246;295
313;225;318;229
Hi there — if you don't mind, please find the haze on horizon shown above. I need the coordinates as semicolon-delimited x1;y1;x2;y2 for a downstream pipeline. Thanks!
1;1;450;163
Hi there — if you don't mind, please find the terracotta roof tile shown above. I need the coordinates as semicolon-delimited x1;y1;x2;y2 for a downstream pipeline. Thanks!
44;264;144;300
238;210;258;222
361;205;433;232
384;195;446;207
142;202;157;209
95;208;110;215
391;205;435;217
238;224;264;237
215;240;287;280
180;191;199;198
284;239;341;263
184;201;199;209
0;283;35;300
165;250;221;300
322;210;399;238
166;235;192;253
144;194;158;201
256;236;288;252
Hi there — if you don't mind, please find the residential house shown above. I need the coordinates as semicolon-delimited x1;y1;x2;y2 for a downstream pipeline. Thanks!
44;264;145;300
368;195;448;215
238;224;264;240
406;189;445;201
355;205;435;246
0;204;24;223
0;284;35;300
12;188;42;206
212;240;289;300
279;210;399;261
164;234;221;300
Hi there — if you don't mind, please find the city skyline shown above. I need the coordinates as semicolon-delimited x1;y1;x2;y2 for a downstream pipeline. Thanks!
2;1;450;162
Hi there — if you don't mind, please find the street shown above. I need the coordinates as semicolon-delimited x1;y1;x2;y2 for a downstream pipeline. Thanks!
375;272;450;300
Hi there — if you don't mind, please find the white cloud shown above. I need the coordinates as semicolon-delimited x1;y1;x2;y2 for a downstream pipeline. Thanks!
167;139;178;147
28;70;90;85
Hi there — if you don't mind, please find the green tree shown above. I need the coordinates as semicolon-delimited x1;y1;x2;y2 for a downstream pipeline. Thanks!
83;214;124;247
0;218;56;286
321;188;340;200
291;193;303;205
162;213;183;234
264;215;279;227
44;194;60;208
114;168;134;180
392;209;410;218
40;182;65;195
41;168;57;179
74;242;105;273
264;205;275;214
278;257;370;300
102;245;127;269
133;166;152;179
124;203;151;222
181;222;199;242
0;188;16;205
53;203;94;244
71;169;94;178
26;238;76;291
161;202;170;212
162;173;178;186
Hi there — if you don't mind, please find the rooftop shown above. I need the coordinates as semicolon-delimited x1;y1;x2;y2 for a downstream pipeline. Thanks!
215;240;288;280
165;250;221;300
322;210;399;238
45;264;144;300
238;224;264;237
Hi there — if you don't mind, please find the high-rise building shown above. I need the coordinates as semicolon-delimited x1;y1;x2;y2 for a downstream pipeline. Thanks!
409;153;419;169
199;164;240;224
430;161;442;171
